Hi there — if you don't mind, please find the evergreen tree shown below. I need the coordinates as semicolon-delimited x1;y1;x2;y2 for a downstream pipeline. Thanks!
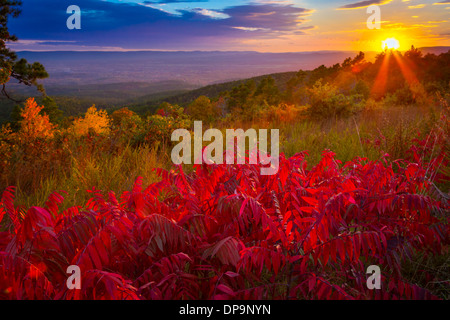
0;0;48;101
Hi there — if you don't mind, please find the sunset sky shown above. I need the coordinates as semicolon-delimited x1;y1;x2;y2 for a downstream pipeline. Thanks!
7;0;450;52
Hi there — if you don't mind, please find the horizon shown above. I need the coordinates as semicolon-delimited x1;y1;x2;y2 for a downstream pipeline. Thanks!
14;45;450;54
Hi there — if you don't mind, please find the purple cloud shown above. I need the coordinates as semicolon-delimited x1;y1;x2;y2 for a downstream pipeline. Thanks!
8;0;314;50
338;0;393;10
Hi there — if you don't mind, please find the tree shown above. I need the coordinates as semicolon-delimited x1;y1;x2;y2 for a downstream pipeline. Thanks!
111;107;140;128
71;105;111;136
226;80;256;113
9;95;62;130
41;96;63;124
307;80;363;119
285;70;307;103
254;76;281;106
187;95;220;123
111;107;143;137
18;97;56;140
0;0;48;101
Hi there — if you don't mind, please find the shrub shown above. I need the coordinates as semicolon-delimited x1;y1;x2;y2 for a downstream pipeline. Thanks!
0;146;447;300
0;99;70;192
135;103;191;147
18;98;56;141
307;80;364;119
187;96;221;124
258;104;305;124
71;105;111;136
110;107;143;143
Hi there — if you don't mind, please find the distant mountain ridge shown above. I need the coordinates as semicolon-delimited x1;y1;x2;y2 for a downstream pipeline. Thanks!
15;50;362;87
418;46;450;55
15;47;448;88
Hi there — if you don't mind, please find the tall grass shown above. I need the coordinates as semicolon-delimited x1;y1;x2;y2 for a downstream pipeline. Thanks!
279;105;439;166
14;145;166;210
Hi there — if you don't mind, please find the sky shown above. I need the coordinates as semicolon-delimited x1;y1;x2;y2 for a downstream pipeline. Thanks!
6;0;450;52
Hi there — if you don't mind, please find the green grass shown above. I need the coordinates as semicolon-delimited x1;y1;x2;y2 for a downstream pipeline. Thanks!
13;144;167;210
400;249;450;300
276;105;438;167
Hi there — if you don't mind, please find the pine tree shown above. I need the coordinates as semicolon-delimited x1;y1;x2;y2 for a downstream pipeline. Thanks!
0;0;48;101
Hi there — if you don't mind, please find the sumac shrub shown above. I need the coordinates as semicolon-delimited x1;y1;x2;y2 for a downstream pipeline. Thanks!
0;147;448;300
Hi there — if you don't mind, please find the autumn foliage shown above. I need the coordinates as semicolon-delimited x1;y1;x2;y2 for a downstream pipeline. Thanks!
18;98;55;140
71;105;111;136
0;136;448;300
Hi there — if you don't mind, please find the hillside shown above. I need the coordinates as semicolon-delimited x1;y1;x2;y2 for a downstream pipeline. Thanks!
1;50;364;123
124;71;299;114
1;47;448;122
0;80;197;122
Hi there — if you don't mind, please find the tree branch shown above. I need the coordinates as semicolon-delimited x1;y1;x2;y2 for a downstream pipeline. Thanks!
1;83;23;103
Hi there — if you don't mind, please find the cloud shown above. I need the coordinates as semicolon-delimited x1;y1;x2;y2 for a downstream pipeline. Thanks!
223;4;313;34
232;26;271;32
7;0;314;50
337;0;393;10
143;0;207;3
191;8;230;19
408;4;426;9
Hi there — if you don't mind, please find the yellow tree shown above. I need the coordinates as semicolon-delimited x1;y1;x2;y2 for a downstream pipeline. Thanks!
72;105;111;136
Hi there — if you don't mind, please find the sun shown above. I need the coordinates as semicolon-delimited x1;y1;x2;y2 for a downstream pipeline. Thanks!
382;38;400;50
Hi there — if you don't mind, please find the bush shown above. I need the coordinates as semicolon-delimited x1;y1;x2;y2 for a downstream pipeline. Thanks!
258;103;305;124
0;99;70;192
71;105;111;136
18;98;56;141
110;107;144;144
0;148;447;300
134;103;191;147
187;96;221;124
307;80;364;119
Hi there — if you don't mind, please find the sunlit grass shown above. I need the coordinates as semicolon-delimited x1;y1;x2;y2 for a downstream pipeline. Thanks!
14;145;166;210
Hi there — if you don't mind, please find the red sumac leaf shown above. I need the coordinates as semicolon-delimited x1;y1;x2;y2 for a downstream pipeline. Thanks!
217;284;235;296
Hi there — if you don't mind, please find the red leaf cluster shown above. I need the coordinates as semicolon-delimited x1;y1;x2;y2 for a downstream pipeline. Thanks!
0;149;448;300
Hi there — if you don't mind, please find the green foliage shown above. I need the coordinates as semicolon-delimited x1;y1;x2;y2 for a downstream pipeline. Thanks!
0;1;48;99
306;80;364;119
134;103;191;147
226;80;256;113
224;76;284;121
254;76;282;106
41;96;63;124
285;70;307;103
187;95;221;123
352;80;370;99
307;64;341;86
110;107;144;144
